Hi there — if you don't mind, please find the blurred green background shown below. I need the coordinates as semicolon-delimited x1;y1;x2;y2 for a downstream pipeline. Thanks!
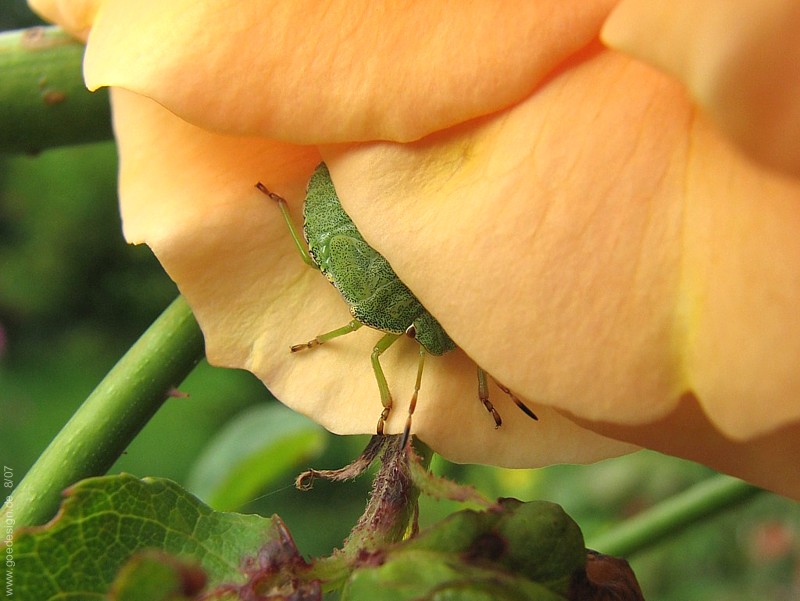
1;4;798;599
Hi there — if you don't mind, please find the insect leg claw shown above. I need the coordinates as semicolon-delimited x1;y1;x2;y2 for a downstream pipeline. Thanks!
376;405;392;435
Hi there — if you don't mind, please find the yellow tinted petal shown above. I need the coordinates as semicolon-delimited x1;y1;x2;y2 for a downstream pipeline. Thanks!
324;48;800;493
575;394;800;499
682;119;800;441
83;0;616;143
113;87;633;467
603;0;800;177
27;0;102;40
327;50;690;429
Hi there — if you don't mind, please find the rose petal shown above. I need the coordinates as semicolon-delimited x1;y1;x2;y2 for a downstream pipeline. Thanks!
80;0;617;143
34;0;799;494
326;49;691;429
324;48;800;491
113;87;635;467
602;0;800;177
27;0;101;41
681;118;800;441
574;393;800;499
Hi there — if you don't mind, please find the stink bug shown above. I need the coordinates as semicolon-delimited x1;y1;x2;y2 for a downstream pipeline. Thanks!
256;163;536;442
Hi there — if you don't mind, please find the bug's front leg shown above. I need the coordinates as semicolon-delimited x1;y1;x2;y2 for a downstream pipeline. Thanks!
371;332;402;435
255;182;317;269
290;319;363;352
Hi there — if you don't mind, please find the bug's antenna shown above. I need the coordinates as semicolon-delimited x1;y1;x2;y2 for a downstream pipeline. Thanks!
478;368;538;424
495;380;538;421
513;397;539;421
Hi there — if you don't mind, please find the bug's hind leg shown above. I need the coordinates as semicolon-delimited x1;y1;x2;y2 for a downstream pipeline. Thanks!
477;367;503;427
290;319;363;352
400;345;426;448
371;332;402;435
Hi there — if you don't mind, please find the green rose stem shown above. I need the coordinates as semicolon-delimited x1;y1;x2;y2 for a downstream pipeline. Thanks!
586;475;763;557
4;296;205;528
0;26;113;153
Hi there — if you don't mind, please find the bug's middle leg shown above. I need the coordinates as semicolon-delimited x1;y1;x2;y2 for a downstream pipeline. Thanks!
371;332;402;435
290;319;363;352
400;345;427;448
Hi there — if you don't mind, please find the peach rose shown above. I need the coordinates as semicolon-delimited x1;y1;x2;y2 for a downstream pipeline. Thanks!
29;0;800;498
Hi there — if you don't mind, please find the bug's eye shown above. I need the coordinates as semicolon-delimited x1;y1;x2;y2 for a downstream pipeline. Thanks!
405;325;417;339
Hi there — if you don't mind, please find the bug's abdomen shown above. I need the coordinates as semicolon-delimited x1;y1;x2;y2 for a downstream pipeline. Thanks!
301;162;457;356
327;234;424;333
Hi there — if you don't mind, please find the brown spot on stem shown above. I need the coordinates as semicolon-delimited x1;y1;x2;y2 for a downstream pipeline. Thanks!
21;26;78;50
20;27;46;49
42;90;66;105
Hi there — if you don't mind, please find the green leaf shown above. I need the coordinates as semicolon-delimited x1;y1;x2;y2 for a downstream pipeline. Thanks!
12;474;308;600
186;403;326;510
108;551;207;601
342;550;565;601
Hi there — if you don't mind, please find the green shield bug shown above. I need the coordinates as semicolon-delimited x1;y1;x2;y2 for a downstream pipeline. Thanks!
256;163;537;443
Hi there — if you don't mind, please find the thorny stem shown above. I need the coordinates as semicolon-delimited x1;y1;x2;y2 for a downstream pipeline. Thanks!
306;436;432;589
295;435;386;491
345;436;426;547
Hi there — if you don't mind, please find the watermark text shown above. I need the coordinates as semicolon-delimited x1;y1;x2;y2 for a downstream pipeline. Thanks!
4;466;14;597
